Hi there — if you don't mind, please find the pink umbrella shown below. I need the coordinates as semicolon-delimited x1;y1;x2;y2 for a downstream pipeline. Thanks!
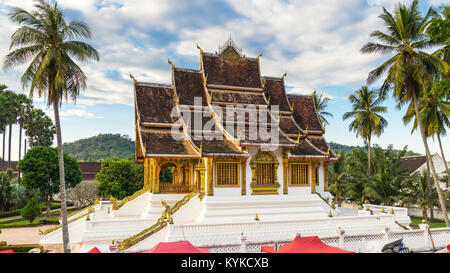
88;247;101;253
262;236;354;253
140;241;209;253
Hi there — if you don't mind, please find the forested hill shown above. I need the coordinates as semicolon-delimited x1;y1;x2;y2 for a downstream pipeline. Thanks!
63;134;135;161
329;141;419;156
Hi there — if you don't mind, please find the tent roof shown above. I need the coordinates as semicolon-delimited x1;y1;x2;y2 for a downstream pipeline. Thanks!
140;241;209;253
0;249;15;253
87;247;101;253
261;236;353;253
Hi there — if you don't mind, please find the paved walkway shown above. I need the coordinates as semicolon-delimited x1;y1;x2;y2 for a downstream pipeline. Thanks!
0;225;57;245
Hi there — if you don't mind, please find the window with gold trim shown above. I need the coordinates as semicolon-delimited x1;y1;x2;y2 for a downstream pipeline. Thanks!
256;163;276;185
289;163;309;186
215;161;239;187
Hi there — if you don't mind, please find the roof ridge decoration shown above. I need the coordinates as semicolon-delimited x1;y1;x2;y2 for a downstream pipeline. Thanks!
217;36;244;62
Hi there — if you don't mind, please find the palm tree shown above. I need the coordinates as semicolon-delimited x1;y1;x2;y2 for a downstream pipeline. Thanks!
343;86;388;176
328;151;347;206
361;0;449;227
16;94;32;184
365;171;402;206
312;90;334;127
3;0;99;252
23;108;56;147
403;90;450;191
402;170;437;223
0;84;8;171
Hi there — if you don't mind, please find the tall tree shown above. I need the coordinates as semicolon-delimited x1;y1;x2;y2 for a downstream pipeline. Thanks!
361;0;449;227
23;108;56;147
3;0;99;252
16;94;32;184
0;84;9;171
343;86;388;176
312;90;334;128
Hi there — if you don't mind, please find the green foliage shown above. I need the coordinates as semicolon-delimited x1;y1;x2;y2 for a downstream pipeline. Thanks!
63;134;135;161
159;166;174;183
312;90;333;127
17;146;82;212
0;169;14;211
425;6;450;45
22;108;55;147
96;158;144;199
20;197;42;223
0;244;43;253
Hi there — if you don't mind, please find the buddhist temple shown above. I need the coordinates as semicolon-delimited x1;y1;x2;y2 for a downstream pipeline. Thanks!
39;38;411;253
133;37;338;198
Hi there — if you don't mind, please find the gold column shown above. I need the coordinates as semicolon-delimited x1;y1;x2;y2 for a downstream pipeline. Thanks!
283;158;288;195
144;158;149;190
323;162;329;191
151;158;159;193
241;158;247;195
206;157;214;196
310;162;316;193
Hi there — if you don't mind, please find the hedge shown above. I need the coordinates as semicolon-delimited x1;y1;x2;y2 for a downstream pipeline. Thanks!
0;202;75;218
0;244;43;253
0;217;60;228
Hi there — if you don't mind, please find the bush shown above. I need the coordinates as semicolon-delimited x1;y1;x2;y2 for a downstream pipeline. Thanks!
0;244;43;253
67;181;99;207
20;198;42;223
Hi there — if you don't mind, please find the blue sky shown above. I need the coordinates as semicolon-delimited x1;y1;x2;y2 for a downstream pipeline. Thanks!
0;0;449;161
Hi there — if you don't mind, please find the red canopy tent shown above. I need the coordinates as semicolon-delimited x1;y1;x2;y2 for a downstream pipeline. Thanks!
139;241;209;253
261;236;354;253
0;249;15;253
87;247;101;253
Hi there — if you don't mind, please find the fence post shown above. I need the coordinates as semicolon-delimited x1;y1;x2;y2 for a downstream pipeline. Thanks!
382;226;390;245
419;223;431;250
239;233;247;253
336;227;345;250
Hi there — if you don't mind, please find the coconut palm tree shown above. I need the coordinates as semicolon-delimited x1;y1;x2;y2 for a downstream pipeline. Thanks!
312;90;334;127
3;0;99;252
0;84;8;171
402;170;437;223
328;151;347;206
361;0;449;227
343;86;388;176
403;89;450;189
16;94;32;184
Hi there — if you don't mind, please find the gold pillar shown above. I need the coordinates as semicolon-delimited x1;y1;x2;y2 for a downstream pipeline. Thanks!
144;158;149;190
283;158;288;195
310;162;316;193
241;158;247;195
206;157;214;196
151;158;159;193
323;162;329;191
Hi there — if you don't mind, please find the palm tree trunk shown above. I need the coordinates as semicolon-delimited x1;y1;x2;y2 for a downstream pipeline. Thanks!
367;136;371;176
412;92;449;227
437;134;449;189
8;124;12;169
1;130;4;170
426;158;433;221
18;124;22;184
53;100;70;253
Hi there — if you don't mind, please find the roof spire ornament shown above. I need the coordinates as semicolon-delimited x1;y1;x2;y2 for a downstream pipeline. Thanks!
305;125;309;136
196;43;203;54
262;79;266;89
290;102;294;112
204;73;208;84
327;145;331;156
266;96;271;105
296;134;301;144
281;72;287;80
129;73;136;84
168;58;174;69
256;52;262;60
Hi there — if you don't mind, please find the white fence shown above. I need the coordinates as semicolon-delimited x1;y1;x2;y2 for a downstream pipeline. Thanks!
200;225;450;253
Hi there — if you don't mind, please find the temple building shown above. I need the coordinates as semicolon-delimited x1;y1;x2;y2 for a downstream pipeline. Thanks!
40;39;411;253
134;38;338;199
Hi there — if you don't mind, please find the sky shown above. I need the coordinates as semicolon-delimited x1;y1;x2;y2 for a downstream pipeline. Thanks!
0;0;449;161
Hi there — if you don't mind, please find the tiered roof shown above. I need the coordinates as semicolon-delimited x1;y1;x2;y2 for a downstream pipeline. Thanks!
134;39;338;161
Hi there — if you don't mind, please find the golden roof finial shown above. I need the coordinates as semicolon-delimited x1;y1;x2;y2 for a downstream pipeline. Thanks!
266;95;270;105
168;58;174;69
196;43;203;54
296;134;301;144
262;79;266;89
290;102;294;112
129;73;136;84
305;125;309;135
281;72;287;80
204;73;208;83
176;95;180;105
327;145;331;156
256;52;262;60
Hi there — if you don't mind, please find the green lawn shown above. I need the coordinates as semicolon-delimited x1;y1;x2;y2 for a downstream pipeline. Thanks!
410;217;447;228
0;216;59;228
